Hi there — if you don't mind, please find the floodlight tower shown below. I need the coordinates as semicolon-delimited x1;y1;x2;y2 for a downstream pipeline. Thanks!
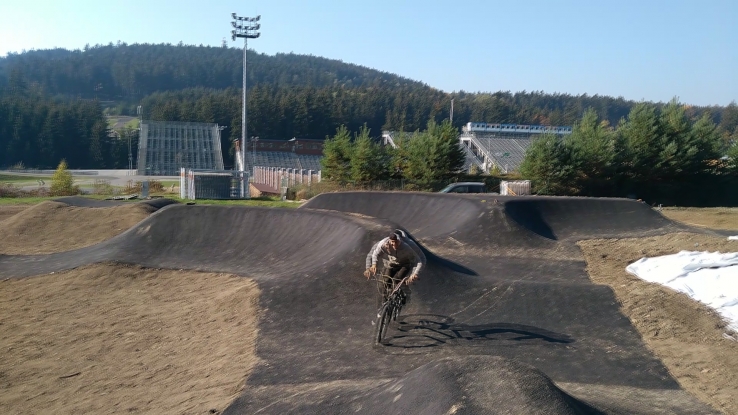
231;13;261;173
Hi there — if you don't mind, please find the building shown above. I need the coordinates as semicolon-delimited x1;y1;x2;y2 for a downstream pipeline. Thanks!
137;121;225;176
240;138;324;173
460;122;573;173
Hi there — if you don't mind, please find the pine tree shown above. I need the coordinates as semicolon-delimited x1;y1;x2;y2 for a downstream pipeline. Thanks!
519;133;574;195
727;143;738;174
403;120;464;184
566;108;615;193
615;103;663;183
350;125;387;183
320;125;353;183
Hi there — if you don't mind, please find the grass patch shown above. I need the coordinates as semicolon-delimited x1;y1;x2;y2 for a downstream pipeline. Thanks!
174;197;301;208
0;174;50;183
0;195;300;209
0;197;55;205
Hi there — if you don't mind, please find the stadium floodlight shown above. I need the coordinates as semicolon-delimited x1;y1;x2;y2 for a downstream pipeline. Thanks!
230;13;261;176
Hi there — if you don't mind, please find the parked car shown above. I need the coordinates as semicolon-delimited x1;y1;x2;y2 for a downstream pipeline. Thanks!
438;182;488;194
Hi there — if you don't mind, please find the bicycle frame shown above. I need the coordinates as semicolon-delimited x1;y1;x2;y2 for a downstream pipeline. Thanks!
372;268;411;345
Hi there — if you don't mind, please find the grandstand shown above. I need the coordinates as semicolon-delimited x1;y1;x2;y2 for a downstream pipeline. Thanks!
137;120;224;176
241;151;322;173
235;138;324;174
460;122;572;173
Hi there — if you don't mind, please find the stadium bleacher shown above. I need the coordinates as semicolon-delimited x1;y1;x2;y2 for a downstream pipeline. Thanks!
242;151;323;173
474;135;532;173
296;154;323;171
460;133;533;173
459;122;572;173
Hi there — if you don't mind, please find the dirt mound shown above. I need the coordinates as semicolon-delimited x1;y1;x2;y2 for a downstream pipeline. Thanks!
504;197;683;241
0;262;260;415
0;201;156;255
0;205;30;223
302;191;485;239
356;356;599;414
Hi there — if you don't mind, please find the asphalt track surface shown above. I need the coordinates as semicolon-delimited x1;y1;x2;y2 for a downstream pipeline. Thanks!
0;194;726;414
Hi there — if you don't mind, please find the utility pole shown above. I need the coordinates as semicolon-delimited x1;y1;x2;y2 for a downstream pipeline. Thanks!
231;13;261;173
133;105;142;173
450;98;454;123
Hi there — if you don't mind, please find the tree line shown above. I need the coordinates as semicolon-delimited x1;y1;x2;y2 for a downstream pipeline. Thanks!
0;81;127;169
1;43;736;171
320;120;466;185
519;100;738;205
3;43;738;133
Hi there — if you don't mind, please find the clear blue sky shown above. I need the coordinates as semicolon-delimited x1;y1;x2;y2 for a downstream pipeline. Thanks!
1;0;736;106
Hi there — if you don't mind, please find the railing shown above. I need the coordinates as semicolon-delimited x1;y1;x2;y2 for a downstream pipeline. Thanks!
252;166;321;190
460;142;485;171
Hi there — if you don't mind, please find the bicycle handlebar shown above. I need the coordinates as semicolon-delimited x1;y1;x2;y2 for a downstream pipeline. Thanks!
377;272;411;298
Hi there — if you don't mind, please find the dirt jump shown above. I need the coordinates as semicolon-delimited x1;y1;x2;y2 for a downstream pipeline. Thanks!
1;193;736;414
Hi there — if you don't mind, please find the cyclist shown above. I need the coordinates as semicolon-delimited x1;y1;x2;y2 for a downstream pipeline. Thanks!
364;230;426;303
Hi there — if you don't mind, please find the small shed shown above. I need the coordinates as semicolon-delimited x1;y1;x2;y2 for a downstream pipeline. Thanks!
250;182;280;198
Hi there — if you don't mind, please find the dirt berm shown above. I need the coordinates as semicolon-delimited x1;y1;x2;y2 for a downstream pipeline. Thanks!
0;197;175;255
0;195;724;414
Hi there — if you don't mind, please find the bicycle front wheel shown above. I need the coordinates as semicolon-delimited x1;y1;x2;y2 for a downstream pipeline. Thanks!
374;304;392;345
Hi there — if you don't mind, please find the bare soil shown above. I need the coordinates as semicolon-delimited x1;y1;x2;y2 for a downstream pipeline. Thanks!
0;201;155;255
578;232;738;414
0;263;260;415
0;205;31;223
660;207;738;231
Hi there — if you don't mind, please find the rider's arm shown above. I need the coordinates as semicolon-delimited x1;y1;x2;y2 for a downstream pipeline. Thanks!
369;238;389;267
365;241;379;269
403;238;426;279
404;238;426;275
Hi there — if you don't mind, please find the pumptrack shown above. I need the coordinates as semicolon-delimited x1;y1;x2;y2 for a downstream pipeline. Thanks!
0;193;724;414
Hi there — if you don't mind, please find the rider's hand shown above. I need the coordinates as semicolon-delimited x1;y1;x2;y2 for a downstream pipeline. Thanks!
363;268;372;279
407;274;418;284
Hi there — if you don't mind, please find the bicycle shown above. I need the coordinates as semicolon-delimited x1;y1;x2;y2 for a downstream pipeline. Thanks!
372;266;410;345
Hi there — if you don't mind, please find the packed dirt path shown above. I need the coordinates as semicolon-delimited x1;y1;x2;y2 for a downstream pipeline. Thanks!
579;232;738;414
0;263;260;415
0;201;155;255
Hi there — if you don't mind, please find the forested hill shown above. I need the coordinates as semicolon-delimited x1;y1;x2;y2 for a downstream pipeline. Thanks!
1;43;736;170
1;43;733;133
0;43;427;99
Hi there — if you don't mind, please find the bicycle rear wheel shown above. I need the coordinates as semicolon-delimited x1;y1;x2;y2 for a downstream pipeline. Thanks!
374;303;392;345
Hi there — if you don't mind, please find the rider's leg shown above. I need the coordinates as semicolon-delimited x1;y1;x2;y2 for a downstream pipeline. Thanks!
392;267;410;305
383;265;403;302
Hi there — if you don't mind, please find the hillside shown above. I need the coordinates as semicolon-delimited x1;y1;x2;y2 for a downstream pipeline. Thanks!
0;43;427;100
0;43;735;169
